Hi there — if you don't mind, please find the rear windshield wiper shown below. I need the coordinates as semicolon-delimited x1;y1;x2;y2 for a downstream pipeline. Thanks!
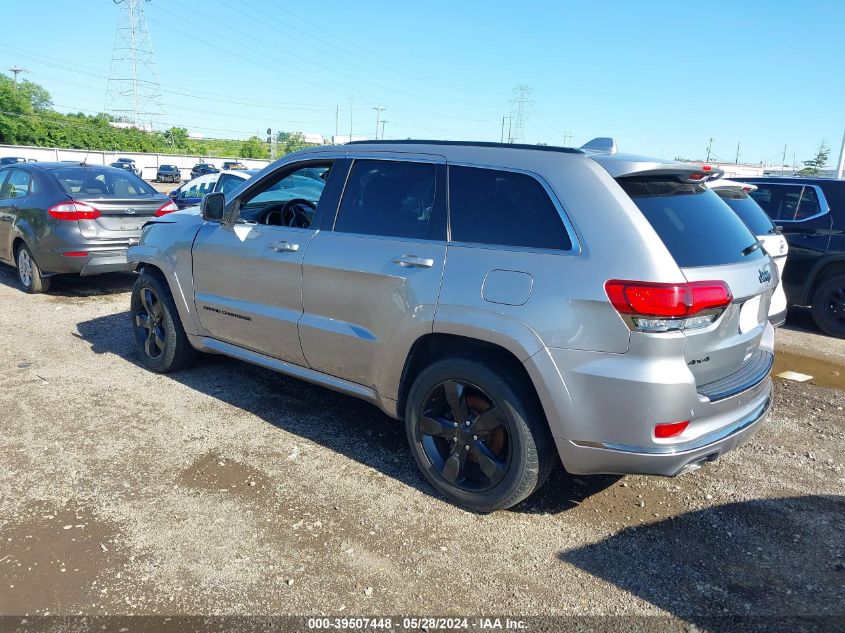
741;240;764;257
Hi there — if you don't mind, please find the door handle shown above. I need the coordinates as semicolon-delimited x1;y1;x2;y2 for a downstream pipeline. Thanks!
393;254;434;268
270;241;299;252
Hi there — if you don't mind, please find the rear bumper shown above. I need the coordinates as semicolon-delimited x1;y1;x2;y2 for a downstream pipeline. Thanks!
555;380;772;476
41;247;134;276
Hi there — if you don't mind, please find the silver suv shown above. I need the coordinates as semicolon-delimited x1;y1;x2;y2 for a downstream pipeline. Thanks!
127;140;776;512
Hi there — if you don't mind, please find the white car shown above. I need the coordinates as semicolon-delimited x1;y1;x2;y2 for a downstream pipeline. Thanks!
709;178;789;326
169;169;258;210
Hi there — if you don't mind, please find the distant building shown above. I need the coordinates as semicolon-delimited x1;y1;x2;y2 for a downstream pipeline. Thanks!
332;134;369;144
301;132;325;145
108;121;153;133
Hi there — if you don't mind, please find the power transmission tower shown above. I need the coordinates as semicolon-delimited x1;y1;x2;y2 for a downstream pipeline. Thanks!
8;66;28;87
510;84;533;144
104;0;165;131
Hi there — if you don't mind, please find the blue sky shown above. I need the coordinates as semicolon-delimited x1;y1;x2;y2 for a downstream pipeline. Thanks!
1;0;843;165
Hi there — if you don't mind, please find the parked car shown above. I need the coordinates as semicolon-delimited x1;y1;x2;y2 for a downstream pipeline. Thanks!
128;140;776;512
222;161;248;171
110;161;141;177
0;162;176;293
190;163;219;180
169;169;257;209
113;158;141;177
156;164;181;183
736;176;845;338
0;157;27;166
707;178;789;326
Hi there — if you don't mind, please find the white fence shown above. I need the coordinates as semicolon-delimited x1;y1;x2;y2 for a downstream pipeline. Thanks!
0;143;271;181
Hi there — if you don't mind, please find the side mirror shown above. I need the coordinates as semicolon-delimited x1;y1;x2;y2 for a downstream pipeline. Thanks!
201;192;226;222
168;189;178;198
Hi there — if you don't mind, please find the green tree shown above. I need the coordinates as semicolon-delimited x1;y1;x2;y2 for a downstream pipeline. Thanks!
282;132;307;155
800;140;830;176
162;126;189;150
239;136;267;159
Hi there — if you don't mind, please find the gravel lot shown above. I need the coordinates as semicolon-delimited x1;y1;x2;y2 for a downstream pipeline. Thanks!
0;269;843;627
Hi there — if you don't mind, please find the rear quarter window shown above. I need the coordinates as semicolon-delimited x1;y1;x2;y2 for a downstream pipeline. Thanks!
619;178;764;267
448;165;572;250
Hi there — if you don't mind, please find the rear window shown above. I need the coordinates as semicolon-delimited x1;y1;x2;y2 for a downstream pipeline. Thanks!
48;166;157;197
712;189;776;235
619;178;764;267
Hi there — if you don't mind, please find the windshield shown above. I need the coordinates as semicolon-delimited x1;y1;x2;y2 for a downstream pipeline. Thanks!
713;189;777;235
48;166;158;197
619;177;764;267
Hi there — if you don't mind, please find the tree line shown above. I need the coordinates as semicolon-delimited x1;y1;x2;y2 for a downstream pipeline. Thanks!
0;73;314;159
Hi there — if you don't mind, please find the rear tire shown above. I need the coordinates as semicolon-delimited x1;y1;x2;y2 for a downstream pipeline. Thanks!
16;244;50;294
811;273;845;338
405;357;555;513
130;270;197;372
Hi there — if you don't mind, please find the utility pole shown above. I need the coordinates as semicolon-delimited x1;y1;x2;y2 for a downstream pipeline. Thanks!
781;144;787;170
105;0;165;130
510;84;533;144
7;66;27;87
349;98;353;143
836;128;845;180
373;106;386;140
563;131;573;146
500;116;511;143
335;105;339;142
380;120;388;140
735;141;741;164
705;138;713;162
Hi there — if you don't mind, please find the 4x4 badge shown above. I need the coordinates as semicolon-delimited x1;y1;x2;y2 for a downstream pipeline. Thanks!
758;268;771;284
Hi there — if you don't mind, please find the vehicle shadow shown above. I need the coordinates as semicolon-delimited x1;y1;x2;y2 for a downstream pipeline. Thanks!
75;310;612;514
559;495;845;630
0;264;135;297
783;306;821;334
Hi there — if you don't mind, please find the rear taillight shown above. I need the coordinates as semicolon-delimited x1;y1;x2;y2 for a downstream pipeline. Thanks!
605;280;732;332
48;201;101;220
655;420;689;438
154;201;179;217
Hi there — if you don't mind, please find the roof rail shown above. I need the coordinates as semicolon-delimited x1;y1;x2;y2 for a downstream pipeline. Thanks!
345;139;583;154
580;137;618;155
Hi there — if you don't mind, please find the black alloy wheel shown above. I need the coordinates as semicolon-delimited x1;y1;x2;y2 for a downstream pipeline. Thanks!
417;379;511;491
133;286;166;360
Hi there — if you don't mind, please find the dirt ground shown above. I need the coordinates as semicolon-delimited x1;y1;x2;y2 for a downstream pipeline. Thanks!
0;269;843;628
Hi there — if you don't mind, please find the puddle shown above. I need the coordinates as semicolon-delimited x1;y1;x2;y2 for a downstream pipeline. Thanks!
0;503;128;614
178;451;271;498
772;349;845;390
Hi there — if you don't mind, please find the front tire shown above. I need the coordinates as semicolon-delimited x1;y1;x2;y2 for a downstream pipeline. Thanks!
16;244;50;294
130;271;196;372
811;273;845;338
405;358;555;512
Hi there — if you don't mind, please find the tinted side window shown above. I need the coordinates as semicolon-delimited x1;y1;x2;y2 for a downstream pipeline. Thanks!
748;184;824;222
449;166;571;250
335;160;440;240
619;178;763;267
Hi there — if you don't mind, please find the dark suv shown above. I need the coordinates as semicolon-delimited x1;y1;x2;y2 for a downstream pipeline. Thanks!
737;176;845;337
190;163;219;179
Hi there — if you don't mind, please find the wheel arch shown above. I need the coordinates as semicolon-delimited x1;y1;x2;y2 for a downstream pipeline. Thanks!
806;256;845;305
395;333;545;422
134;257;200;337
